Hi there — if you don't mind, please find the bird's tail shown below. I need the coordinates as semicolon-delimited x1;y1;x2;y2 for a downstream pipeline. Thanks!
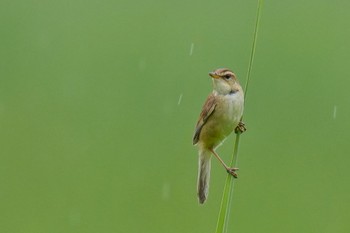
197;149;211;204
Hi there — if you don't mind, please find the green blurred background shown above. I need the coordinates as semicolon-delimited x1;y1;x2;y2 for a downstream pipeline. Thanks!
1;0;350;232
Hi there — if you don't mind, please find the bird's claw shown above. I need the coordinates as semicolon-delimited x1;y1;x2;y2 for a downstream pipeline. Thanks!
227;167;239;178
235;121;246;134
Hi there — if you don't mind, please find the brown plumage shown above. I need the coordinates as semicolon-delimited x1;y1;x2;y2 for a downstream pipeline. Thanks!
193;68;245;204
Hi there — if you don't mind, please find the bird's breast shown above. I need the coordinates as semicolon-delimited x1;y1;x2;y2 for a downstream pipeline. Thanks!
199;92;244;149
217;92;244;126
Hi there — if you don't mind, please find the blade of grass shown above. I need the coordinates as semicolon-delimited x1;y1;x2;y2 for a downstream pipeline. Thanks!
215;1;263;233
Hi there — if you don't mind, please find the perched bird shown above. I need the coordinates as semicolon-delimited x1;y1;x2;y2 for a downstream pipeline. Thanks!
193;68;246;204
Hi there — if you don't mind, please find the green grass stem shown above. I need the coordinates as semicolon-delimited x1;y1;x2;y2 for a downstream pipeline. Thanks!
214;1;263;233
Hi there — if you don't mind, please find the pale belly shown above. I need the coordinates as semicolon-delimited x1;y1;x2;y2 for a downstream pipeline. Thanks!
199;93;243;149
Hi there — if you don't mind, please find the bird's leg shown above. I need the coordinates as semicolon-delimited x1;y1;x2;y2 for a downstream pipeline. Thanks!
235;121;246;134
209;149;239;178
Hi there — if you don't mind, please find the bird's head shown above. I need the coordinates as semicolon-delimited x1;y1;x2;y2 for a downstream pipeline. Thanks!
209;68;242;95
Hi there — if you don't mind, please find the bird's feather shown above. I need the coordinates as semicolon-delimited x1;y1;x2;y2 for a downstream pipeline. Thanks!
192;94;216;145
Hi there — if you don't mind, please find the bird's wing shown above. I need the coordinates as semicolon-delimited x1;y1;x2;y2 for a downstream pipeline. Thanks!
192;94;216;145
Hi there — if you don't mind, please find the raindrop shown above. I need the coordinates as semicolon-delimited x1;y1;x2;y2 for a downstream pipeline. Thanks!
189;43;194;56
333;105;337;119
177;93;183;105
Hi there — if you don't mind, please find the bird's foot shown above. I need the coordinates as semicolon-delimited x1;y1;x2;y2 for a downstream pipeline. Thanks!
226;167;239;178
235;121;246;134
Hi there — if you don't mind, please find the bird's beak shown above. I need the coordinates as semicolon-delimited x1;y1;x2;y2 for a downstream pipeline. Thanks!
209;72;220;79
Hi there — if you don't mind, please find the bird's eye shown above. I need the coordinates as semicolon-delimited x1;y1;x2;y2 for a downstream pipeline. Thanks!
224;74;231;80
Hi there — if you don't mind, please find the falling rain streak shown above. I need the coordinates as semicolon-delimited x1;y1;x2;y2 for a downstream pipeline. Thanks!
177;94;183;105
333;105;337;119
189;43;194;56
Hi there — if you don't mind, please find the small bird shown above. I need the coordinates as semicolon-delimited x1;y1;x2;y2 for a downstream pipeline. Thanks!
193;68;246;204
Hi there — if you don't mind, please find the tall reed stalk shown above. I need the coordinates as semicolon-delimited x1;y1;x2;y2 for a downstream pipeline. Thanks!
215;1;263;232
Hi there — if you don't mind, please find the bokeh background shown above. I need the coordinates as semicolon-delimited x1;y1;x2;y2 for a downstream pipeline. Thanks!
1;0;350;232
